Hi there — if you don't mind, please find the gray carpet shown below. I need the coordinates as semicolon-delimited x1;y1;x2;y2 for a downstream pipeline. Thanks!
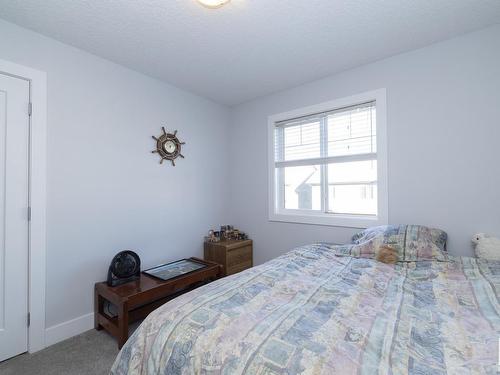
0;328;125;375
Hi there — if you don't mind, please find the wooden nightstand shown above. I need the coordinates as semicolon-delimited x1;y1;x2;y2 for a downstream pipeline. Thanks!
204;239;253;277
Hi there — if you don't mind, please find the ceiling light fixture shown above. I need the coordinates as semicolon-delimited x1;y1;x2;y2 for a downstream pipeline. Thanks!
197;0;230;9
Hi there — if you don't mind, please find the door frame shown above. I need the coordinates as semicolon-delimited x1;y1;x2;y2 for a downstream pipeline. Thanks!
0;59;47;353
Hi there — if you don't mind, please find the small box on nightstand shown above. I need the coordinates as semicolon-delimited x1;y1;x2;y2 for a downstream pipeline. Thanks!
204;239;253;277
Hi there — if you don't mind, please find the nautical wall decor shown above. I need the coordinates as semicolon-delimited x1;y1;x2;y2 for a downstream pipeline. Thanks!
152;127;185;166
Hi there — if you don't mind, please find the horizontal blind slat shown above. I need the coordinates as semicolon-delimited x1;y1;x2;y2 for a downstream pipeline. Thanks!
275;153;377;168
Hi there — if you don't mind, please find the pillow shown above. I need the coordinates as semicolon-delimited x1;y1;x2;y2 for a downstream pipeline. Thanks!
352;225;447;251
333;225;448;263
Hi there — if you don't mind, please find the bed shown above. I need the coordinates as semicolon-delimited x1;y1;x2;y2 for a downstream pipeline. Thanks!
111;226;499;374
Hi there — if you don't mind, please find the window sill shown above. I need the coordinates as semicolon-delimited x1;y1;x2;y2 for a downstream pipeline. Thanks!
269;211;387;228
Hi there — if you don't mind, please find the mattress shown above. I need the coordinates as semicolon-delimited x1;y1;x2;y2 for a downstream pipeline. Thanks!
110;243;499;374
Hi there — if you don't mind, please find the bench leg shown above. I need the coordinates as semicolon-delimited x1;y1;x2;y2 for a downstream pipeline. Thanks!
117;302;129;349
94;288;103;331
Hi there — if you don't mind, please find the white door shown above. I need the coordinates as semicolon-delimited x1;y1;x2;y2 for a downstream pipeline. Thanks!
0;73;30;362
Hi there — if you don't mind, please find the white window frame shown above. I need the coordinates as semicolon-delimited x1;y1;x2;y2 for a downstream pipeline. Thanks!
268;89;388;228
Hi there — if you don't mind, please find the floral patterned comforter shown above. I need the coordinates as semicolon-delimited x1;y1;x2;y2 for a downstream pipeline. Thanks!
110;244;500;374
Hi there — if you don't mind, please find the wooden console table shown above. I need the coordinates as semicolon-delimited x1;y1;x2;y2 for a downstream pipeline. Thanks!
94;257;221;349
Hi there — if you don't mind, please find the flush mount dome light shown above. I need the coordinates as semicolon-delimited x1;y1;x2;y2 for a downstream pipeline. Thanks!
197;0;230;9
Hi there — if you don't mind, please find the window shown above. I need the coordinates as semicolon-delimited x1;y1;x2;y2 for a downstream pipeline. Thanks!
268;89;387;227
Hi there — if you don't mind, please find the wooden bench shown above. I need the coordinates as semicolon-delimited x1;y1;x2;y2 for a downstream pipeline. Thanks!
94;257;221;348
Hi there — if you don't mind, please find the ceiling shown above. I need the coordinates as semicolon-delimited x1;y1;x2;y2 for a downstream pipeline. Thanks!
1;0;499;106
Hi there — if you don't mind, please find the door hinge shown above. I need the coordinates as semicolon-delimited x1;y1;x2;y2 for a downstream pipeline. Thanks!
28;102;33;117
28;206;32;221
27;313;31;327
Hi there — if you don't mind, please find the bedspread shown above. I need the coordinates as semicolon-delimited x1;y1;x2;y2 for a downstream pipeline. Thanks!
110;244;500;374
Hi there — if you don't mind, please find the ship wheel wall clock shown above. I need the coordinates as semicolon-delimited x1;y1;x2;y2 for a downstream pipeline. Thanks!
152;127;185;166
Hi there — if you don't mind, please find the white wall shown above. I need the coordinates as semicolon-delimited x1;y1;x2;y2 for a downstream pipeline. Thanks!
0;20;230;334
229;24;500;264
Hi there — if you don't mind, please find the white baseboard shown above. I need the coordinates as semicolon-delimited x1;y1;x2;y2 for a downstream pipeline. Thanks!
44;312;94;347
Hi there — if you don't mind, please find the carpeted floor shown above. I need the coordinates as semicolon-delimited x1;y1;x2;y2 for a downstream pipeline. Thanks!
0;327;127;375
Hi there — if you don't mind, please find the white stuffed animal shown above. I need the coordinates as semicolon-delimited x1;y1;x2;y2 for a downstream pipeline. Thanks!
472;233;500;260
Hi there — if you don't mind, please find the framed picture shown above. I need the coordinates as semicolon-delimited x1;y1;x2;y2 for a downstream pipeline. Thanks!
143;259;208;281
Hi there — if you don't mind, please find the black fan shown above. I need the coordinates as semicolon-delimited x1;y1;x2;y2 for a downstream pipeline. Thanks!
107;250;141;286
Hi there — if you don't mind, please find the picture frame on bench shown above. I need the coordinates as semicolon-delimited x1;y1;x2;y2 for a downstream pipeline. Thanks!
143;258;208;281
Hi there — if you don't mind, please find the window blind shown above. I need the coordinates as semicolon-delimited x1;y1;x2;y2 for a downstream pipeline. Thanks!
274;101;376;167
